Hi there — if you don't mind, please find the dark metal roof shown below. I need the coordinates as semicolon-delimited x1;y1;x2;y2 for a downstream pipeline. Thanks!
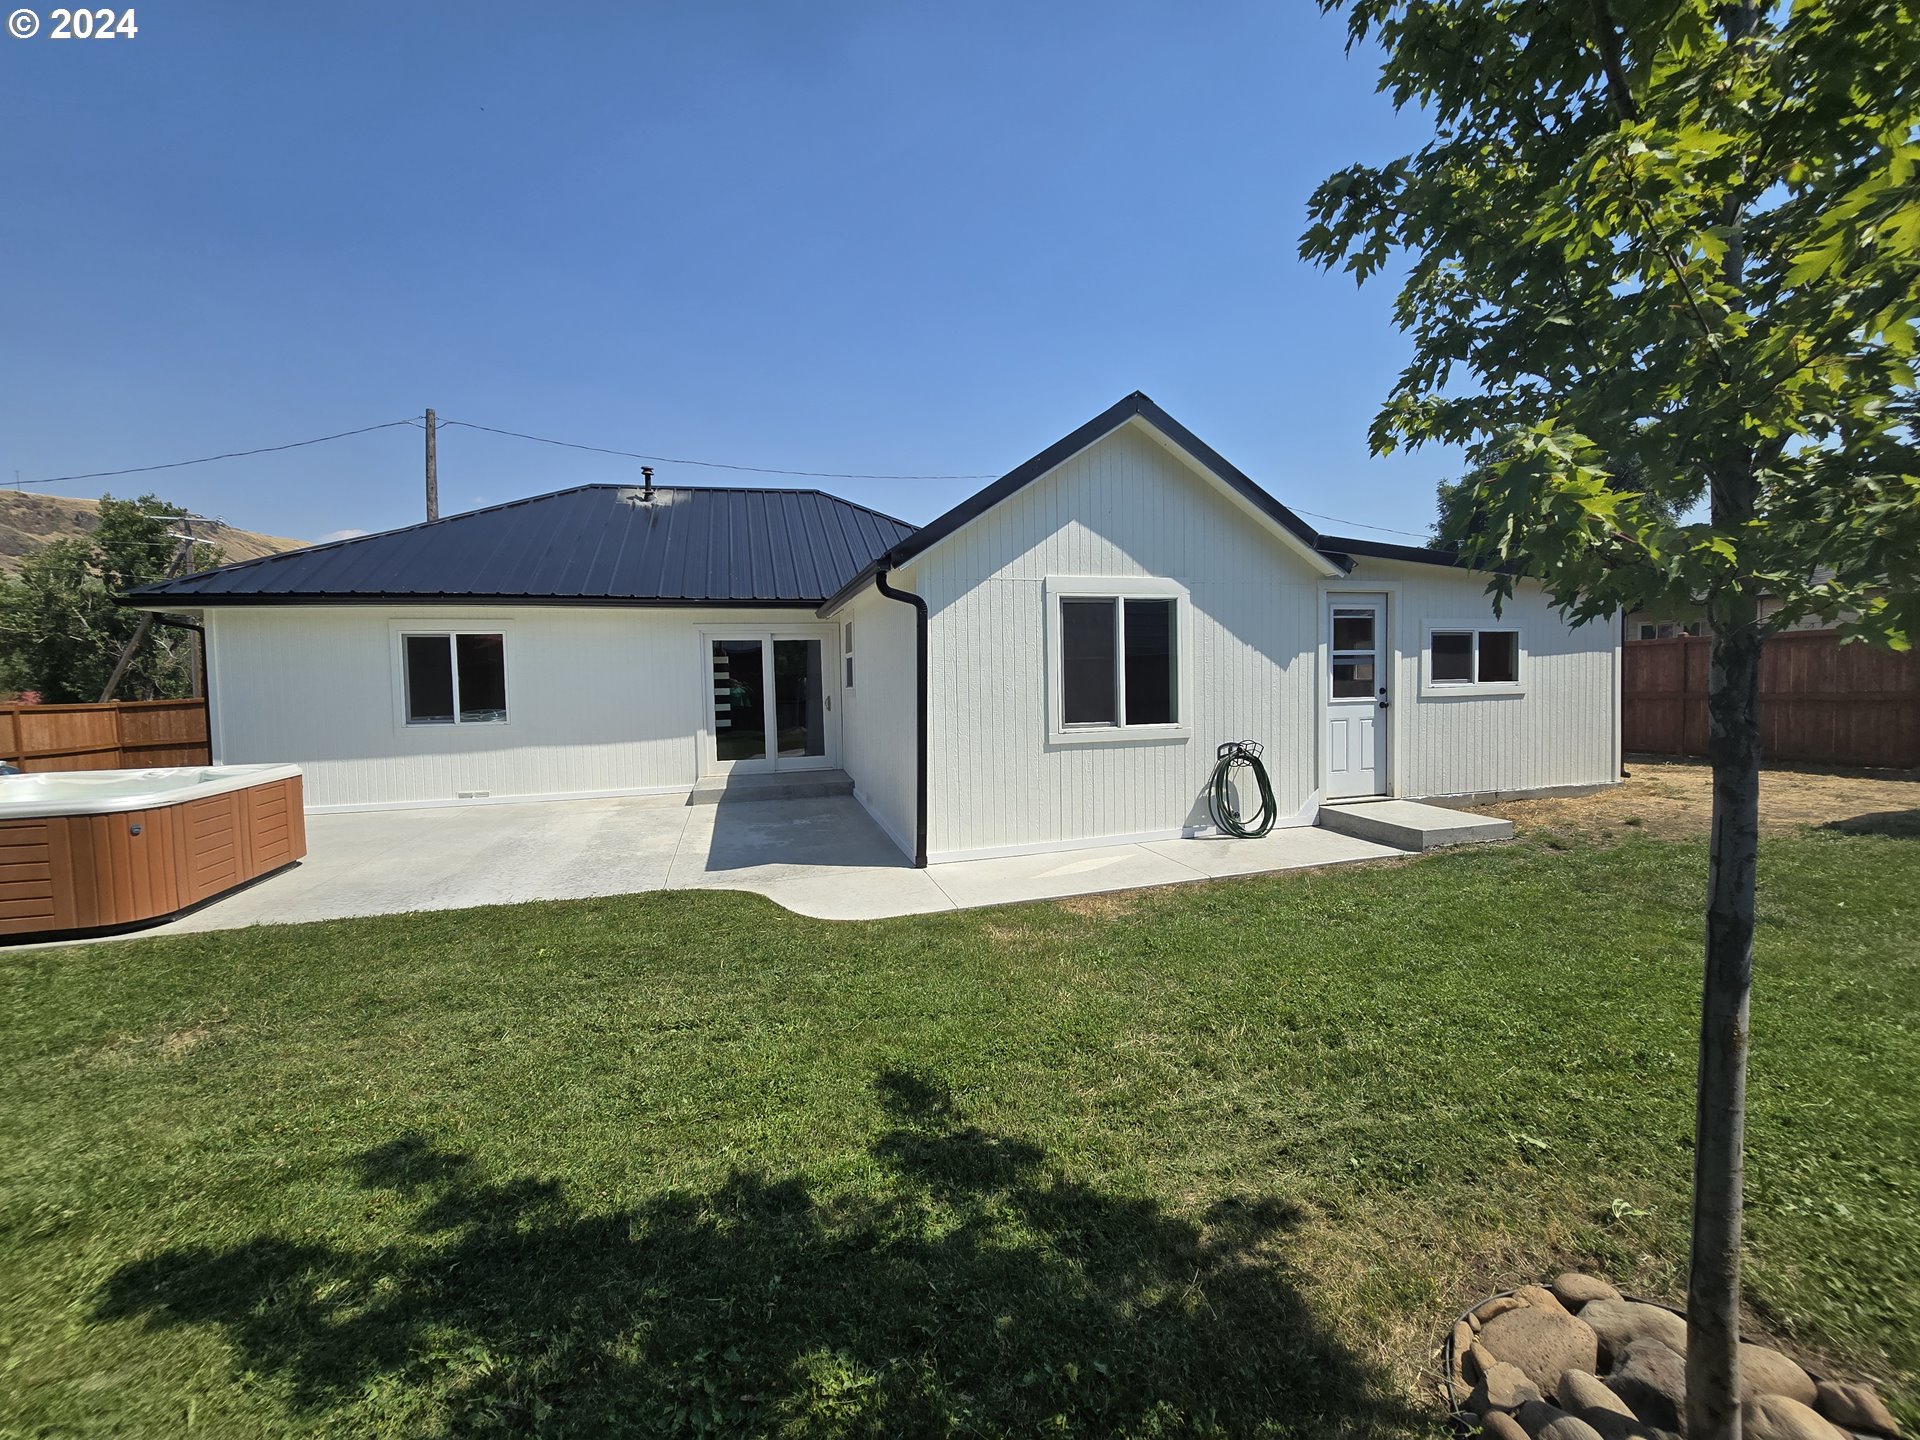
124;484;919;607
1313;533;1471;569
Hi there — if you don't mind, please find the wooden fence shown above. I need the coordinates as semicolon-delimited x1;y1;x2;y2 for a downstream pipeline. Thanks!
1624;633;1919;769
0;699;210;772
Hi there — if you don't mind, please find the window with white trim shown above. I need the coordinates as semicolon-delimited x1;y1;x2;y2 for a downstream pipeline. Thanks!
843;621;854;689
403;631;508;724
1425;625;1522;691
1048;579;1188;739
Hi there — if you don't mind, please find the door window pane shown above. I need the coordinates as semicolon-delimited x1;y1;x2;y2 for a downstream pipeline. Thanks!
1478;630;1519;683
1123;599;1176;725
773;639;826;758
404;636;455;724
1061;599;1117;725
455;633;507;721
1331;658;1376;698
1332;606;1380;699
1332;611;1375;652
712;640;767;761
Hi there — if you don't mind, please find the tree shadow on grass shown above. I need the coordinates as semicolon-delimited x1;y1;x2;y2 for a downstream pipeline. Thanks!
95;1069;1422;1437
1820;809;1920;838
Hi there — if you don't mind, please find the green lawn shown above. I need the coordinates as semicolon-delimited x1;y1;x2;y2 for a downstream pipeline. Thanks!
2;829;1915;1437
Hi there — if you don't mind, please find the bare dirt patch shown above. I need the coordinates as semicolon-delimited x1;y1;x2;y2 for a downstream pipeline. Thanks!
1054;890;1151;921
1468;760;1920;841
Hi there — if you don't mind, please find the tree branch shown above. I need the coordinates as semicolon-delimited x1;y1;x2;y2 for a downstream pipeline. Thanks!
1587;0;1641;121
1618;148;1736;381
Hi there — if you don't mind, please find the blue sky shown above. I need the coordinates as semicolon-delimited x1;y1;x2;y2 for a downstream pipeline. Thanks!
0;1;1456;545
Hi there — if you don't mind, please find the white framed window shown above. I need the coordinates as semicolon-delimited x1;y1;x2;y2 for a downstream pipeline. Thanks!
843;621;854;689
1637;620;1701;640
394;627;510;725
1422;621;1524;695
1044;577;1191;744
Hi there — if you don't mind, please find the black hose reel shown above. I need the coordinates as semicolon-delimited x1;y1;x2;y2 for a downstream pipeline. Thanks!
1208;740;1277;839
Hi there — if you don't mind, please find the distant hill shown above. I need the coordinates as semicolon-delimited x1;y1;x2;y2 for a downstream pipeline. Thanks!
0;491;307;575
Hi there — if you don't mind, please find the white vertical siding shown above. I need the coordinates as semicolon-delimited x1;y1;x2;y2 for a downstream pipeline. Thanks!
916;424;1325;860
836;584;919;858
1350;558;1620;800
205;604;837;809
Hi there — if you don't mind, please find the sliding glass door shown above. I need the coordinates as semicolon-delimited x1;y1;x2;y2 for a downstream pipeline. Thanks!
705;630;836;774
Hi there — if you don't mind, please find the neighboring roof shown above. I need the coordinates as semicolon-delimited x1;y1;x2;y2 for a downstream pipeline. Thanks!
124;484;917;608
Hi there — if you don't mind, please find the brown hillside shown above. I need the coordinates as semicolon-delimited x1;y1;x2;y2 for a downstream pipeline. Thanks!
0;491;307;574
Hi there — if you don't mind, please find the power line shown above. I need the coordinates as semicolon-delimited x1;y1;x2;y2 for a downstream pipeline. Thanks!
10;420;422;487
434;417;1001;482
438;417;1432;534
8;409;1437;542
1291;507;1434;541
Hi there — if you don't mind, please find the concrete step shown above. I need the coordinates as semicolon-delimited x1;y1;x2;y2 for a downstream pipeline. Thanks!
687;769;855;806
1317;798;1513;851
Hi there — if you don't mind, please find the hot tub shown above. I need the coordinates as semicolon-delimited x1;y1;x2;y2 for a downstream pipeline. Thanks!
0;764;305;939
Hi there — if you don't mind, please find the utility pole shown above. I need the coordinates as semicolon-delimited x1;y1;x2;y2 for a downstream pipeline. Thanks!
425;408;439;521
182;513;202;699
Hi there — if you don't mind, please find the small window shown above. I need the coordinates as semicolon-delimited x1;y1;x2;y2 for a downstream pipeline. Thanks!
1057;593;1181;729
404;635;455;724
843;621;854;689
1427;627;1521;689
404;632;508;725
1637;624;1658;640
1431;631;1474;683
1061;598;1118;725
1478;630;1519;684
1124;598;1176;725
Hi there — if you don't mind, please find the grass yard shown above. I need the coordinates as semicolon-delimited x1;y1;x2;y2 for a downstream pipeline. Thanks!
2;824;1916;1437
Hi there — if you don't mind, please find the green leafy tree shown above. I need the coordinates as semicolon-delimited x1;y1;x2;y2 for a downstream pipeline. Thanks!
1302;2;1919;1433
0;494;220;703
1434;456;1680;542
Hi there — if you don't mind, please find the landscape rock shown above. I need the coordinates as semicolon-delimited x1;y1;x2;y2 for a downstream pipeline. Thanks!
1814;1380;1902;1437
1474;1341;1504;1381
1480;1413;1531;1440
1476;1294;1529;1327
1555;1272;1623;1309
1451;1319;1478;1393
1472;1359;1545;1416
1480;1304;1601;1395
1606;1339;1687;1432
1580;1298;1689;1365
1745;1393;1851;1440
1578;1414;1682;1440
1740;1342;1818;1406
1517;1283;1572;1317
1515;1399;1606;1440
1559;1369;1636;1420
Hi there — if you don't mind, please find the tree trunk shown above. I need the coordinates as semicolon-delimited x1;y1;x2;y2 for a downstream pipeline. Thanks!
1687;589;1763;1439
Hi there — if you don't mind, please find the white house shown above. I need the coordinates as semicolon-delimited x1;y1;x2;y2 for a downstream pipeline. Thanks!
128;394;1620;865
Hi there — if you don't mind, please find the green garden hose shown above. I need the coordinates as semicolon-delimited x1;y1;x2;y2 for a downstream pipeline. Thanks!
1208;740;1277;838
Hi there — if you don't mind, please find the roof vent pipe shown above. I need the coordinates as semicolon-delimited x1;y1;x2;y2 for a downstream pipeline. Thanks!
641;465;654;502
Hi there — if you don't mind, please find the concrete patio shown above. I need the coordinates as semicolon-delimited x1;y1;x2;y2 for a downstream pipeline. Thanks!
147;792;1412;935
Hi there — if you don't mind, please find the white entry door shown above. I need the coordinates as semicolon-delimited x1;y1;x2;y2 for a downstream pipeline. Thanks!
704;630;839;775
1326;595;1389;799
